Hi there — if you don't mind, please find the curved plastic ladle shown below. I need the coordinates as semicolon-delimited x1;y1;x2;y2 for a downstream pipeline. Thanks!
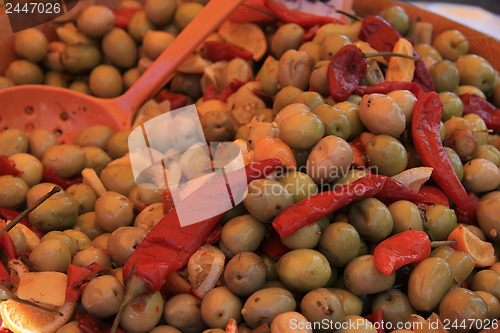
0;0;244;142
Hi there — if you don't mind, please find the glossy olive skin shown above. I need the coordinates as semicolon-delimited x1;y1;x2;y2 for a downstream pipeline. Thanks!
273;86;303;113
243;179;293;223
42;144;86;178
72;246;112;268
309;60;328;96
66;183;97;215
0;175;29;209
242;288;296;328
278;112;324;150
463;159;500;193
29;239;72;273
89;65;123;98
100;164;136;196
220;215;265;257
408;257;453;311
475;145;500;167
425;204;458;241
366;135;408;177
74;125;114;149
372;289;415;328
344;255;396;296
445;147;464;181
349;198;394;242
5;60;44;85
82;275;124;318
0;129;28;157
280;220;322;249
271;23;305;58
107;226;147;266
300;288;344;332
102;28;137;69
74;212;104;240
471;269;500;300
277;249;331;293
82;147;112;175
439;92;464;121
433;30;469;62
278;171;317;203
120;291;164;333
447;251;475;284
318;222;360;267
61;44;101;74
278;50;311;91
259;60;280;96
359;94;406;137
430;60;460;92
475;290;500;320
380;5;410;35
174;2;203;30
41;231;78;257
201;287;242;329
28;193;79;232
455;54;496;93
306;135;353;184
164;294;206;333
94;191;134;232
107;130;132;159
329;288;363;316
224;252;266;296
439;288;488;333
388;200;424;234
312;104;351;140
319;34;351;61
477;196;500;242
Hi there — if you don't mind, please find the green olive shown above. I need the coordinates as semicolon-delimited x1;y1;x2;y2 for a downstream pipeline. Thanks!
471;269;500;300
42;144;85;178
475;290;500;320
100;164;136;196
366;135;408;176
344;255;396;295
123;68;141;90
319;34;351;61
433;30;469;62
278;112;324;150
164;294;206;333
69;80;91;95
388;200;424;234
334;101;363;140
259;60;280;96
477;196;500;242
474;145;500;166
439;288;488;333
455;54;496;93
359;94;406;137
318;222;360;267
309;60;329;96
41;230;79;257
447;251;475;284
306;135;353;184
300;288;344;332
102;28;137;69
276;249;331;293
430;60;460;92
143;30;175;59
312;104;351;140
224;252;266;296
95;191;134;232
455;85;486;99
89;65;123;98
313;22;361;44
280;220;322;249
430;245;455;260
278;50;311;91
329;288;363;316
29;239;71;272
408;257;453;311
299;41;320;66
439;92;464;122
106;130;132;159
380;5;410;35
387;90;417;125
128;10;156;41
120;291;164;333
415;44;443;62
241;288;296;328
243;179;293;223
145;0;176;26
277;171;317;203
220;215;265;256
292;92;325;112
372;289;415;329
107;226;147;266
445;147;464;181
28;190;78;232
82;275;124;318
273;86;303;113
201;110;234;142
77;5;114;37
92;233;110;251
8;226;27;253
14;28;48;62
75;212;104;240
201;286;242;329
44;71;68;88
271;23;305;58
5;60;43;85
349;198;393;242
0;175;28;209
463;159;500;193
66;183;97;215
174;2;203;30
82;146;112;175
61;45;101;74
424;204;457;241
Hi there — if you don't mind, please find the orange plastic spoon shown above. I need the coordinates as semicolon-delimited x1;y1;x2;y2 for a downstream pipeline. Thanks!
0;0;244;142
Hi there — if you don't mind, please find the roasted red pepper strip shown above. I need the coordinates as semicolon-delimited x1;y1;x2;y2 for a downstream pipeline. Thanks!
354;81;425;100
77;313;126;333
459;93;500;132
370;174;430;205
219;79;247;102
155;90;188;110
263;0;340;28
374;230;431;276
42;168;82;190
113;8;141;29
455;192;480;225
259;229;289;260
124;159;282;291
418;185;449;207
202;41;254;62
365;310;385;333
203;84;218;101
327;44;367;102
412;92;475;222
301;25;320;44
66;263;109;302
0;233;17;260
359;16;434;93
229;0;274;23
204;222;222;245
0;155;22;177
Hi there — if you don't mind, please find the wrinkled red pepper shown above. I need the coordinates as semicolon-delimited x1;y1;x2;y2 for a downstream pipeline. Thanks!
155;90;188;110
124;159;282;291
273;174;431;238
354;81;425;100
374;230;431;276
455;192;480;225
418;185;449;207
202;41;254;62
366;310;385;333
263;0;341;27
0;155;22;177
229;0;274;23
412;92;476;223
42;168;82;190
219;79;247;102
301;25;320;44
0;233;17;260
77;313;125;333
459;93;500;132
259;229;289;260
203;84;218;102
359;16;434;93
327;45;367;102
113;8;141;29
66;263;109;302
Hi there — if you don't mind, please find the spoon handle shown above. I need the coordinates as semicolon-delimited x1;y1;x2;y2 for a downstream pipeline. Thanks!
115;0;245;115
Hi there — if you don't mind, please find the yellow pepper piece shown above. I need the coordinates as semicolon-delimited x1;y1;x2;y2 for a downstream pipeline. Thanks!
386;38;415;82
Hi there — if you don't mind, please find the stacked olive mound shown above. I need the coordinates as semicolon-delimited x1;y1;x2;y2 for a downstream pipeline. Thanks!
0;0;208;100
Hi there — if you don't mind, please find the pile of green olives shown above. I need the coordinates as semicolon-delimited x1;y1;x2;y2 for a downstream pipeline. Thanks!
2;1;500;333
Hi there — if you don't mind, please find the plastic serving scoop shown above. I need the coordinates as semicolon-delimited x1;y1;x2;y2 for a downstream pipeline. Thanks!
0;0;244;142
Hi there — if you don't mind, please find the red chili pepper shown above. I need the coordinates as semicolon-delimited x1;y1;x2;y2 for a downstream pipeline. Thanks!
301;25;320;44
327;45;367;102
0;261;10;283
124;159;282;291
365;310;385;333
0;155;22;177
273;174;431;238
42;168;82;190
219;79;247;102
412;92;475;223
77;313;126;333
202;41;254;62
113;8;141;29
374;230;431;276
0;233;17;260
155;90;188;111
455;192;480;225
459;93;500;132
359;16;434;93
418;185;449;207
259;229;289;260
204;222;222;245
229;0;274;23
66;263;109;302
460;279;470;289
354;81;425;100
263;0;341;28
203;84;218;102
